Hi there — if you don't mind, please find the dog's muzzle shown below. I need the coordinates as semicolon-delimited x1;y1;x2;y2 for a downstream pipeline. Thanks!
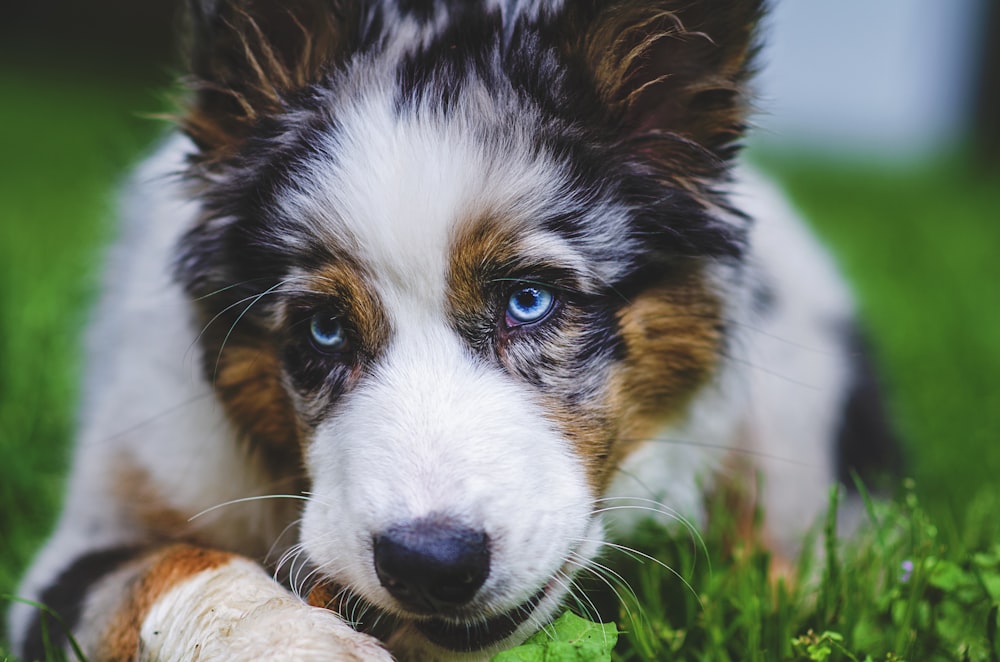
371;513;549;652
374;515;490;613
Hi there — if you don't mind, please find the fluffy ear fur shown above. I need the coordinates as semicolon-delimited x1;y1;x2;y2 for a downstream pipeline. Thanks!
183;0;358;159
558;0;764;165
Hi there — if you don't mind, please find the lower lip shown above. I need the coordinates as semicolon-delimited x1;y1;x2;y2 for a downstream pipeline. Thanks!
415;585;549;652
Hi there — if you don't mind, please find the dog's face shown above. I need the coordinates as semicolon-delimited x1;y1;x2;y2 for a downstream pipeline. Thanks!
177;0;760;655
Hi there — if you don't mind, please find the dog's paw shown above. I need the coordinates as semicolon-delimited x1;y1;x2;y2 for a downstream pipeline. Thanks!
136;557;393;661
209;599;393;661
140;598;392;661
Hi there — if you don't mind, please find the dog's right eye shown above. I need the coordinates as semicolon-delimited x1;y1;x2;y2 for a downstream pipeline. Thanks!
309;311;350;353
506;285;556;327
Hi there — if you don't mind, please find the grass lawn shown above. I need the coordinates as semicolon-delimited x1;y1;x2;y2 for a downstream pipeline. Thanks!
1;65;998;660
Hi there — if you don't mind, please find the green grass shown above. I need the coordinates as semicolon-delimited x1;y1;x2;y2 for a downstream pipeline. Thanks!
603;483;1000;661
0;66;169;645
1;66;999;660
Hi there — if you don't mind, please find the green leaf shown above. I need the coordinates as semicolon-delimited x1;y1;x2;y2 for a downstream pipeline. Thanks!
491;612;618;662
929;559;973;593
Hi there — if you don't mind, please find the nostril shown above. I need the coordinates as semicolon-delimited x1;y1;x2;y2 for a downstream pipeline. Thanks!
373;515;490;613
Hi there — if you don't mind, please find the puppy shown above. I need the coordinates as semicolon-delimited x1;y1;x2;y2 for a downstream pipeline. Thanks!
9;0;897;660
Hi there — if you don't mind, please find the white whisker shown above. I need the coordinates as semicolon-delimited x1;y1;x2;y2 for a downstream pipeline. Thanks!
188;277;298;360
568;551;636;609
264;517;305;570
188;493;311;522
557;567;603;626
211;278;297;382
572;536;704;609
590;496;709;570
565;552;638;630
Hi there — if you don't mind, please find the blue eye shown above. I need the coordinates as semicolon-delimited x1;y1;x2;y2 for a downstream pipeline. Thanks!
506;285;555;325
309;311;348;352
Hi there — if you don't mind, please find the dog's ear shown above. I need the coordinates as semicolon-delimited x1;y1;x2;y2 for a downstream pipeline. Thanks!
559;0;764;164
183;0;357;158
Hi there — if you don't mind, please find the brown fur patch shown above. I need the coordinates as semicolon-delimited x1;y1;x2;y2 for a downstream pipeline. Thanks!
557;0;762;162
600;267;723;487
307;580;340;610
538;395;619;493
97;545;235;661
113;459;193;541
306;261;392;356
611;271;721;424
214;341;304;473
448;214;574;290
447;216;520;337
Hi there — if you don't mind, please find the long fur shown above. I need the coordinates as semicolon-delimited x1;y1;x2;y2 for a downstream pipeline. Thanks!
9;1;897;660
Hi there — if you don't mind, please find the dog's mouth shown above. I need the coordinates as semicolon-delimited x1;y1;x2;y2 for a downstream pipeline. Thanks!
309;580;553;653
413;585;548;652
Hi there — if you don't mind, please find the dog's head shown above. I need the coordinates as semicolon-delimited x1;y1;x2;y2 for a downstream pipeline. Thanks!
176;0;761;655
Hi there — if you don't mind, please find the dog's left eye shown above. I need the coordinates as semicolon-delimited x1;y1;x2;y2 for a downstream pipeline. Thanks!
506;285;555;326
309;311;350;353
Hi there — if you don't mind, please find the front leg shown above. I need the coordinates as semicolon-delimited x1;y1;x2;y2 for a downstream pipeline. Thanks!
22;543;392;662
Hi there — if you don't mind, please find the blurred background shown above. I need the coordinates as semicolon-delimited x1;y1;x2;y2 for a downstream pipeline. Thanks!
756;0;991;158
2;0;997;158
1;0;998;650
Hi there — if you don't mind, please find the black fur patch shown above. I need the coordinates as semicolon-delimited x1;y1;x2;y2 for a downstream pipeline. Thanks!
836;325;903;489
22;547;141;662
396;0;438;22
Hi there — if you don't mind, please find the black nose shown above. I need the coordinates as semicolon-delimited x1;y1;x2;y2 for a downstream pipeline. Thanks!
373;516;490;613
